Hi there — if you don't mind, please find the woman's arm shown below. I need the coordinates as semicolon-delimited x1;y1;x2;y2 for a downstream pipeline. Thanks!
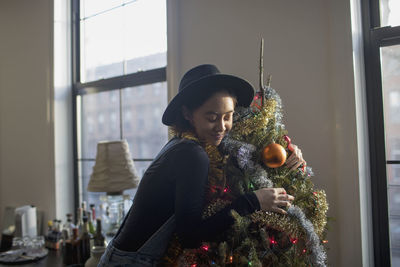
172;142;294;248
172;143;259;248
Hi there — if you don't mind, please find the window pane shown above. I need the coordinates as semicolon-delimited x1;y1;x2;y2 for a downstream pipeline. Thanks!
79;160;99;208
388;164;400;186
389;186;400;215
122;82;168;159
391;215;400;266
380;0;400;27
381;45;400;161
81;0;123;19
80;8;124;82
389;186;400;264
381;44;400;265
80;91;121;159
80;0;167;82
123;1;167;74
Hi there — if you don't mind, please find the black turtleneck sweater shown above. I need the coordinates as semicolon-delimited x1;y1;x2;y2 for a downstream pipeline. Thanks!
113;137;260;251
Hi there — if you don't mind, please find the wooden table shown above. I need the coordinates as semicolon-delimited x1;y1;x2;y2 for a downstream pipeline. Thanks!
0;249;64;267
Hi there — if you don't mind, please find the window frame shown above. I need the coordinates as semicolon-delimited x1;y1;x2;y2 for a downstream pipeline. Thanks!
71;0;167;211
361;0;400;265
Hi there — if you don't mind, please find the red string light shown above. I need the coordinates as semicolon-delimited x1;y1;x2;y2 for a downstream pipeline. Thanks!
302;163;307;173
201;245;209;251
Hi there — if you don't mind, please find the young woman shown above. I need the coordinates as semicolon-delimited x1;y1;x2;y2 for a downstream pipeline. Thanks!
98;64;304;266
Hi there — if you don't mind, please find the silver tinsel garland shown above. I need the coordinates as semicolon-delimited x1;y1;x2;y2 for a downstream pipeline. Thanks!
264;86;284;131
287;206;327;267
219;137;273;188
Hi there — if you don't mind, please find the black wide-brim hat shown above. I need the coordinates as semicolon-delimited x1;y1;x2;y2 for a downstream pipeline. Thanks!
162;64;255;126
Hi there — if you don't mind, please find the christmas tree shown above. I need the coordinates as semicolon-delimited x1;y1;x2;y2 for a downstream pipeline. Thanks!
164;39;329;267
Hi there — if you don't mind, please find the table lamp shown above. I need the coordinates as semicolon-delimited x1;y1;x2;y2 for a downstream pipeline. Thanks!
87;140;139;236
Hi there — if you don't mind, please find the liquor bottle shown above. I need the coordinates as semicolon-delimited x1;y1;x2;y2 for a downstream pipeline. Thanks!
76;207;84;234
56;219;62;232
63;227;80;265
79;216;91;264
87;210;96;236
45;220;62;250
90;204;96;222
47;220;53;236
52;219;58;232
93;218;106;247
66;214;75;234
81;201;87;217
101;205;111;237
62;213;75;240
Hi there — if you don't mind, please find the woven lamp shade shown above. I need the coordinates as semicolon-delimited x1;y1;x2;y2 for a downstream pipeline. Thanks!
87;140;139;193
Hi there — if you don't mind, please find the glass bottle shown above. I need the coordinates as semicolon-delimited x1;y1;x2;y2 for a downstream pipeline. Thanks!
81;201;87;217
87;210;96;236
76;207;84;234
64;227;80;265
62;213;75;240
79;216;91;264
90;204;96;221
100;204;111;237
93;218;106;247
47;220;53;236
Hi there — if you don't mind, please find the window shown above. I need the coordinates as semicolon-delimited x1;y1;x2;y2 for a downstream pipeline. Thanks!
362;0;400;265
72;0;168;212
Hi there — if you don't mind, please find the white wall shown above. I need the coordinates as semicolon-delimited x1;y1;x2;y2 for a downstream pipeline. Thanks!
0;0;74;234
168;0;364;266
0;0;55;232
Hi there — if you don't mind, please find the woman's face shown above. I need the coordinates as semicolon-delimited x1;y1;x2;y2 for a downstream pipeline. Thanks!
184;91;235;146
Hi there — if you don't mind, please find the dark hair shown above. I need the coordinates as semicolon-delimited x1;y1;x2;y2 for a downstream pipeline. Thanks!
172;87;238;134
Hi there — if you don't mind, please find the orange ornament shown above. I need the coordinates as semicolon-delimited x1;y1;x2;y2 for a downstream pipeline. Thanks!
262;143;287;168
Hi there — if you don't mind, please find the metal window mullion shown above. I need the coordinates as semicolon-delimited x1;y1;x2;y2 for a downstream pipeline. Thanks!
81;0;138;21
119;88;124;140
369;0;380;28
364;43;391;267
71;0;81;225
371;26;400;47
362;0;392;264
71;0;80;84
74;67;167;95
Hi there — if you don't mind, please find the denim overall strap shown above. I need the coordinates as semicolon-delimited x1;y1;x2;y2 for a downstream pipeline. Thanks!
136;215;176;259
98;216;176;266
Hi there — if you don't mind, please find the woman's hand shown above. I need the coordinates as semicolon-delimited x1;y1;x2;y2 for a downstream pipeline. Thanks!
286;143;306;171
254;188;294;214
